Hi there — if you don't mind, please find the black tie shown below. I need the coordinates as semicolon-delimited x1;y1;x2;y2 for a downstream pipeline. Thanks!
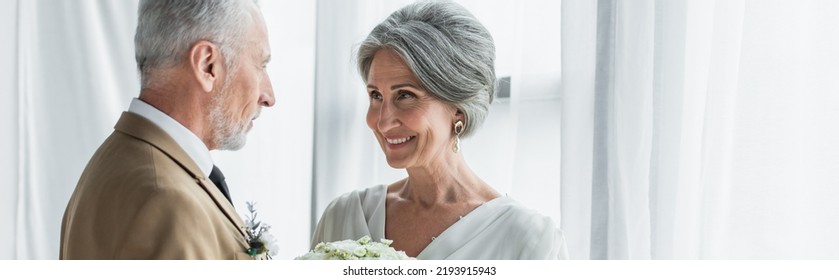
209;165;232;203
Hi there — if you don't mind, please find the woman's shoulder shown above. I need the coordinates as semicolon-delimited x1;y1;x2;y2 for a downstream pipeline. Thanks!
486;196;568;259
312;184;388;246
323;184;387;214
491;196;557;225
488;197;563;240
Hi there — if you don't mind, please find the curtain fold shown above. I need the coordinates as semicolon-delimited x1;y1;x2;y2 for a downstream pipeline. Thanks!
560;0;597;260
0;0;140;259
2;0;21;260
589;0;615;260
30;0;137;260
562;0;839;259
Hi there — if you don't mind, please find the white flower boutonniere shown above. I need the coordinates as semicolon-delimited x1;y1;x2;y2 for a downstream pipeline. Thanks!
243;201;277;260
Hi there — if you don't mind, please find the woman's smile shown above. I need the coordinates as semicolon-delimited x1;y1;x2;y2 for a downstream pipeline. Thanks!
384;135;416;149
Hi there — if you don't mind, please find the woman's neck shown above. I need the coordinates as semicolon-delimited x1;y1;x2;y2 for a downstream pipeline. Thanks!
400;154;497;208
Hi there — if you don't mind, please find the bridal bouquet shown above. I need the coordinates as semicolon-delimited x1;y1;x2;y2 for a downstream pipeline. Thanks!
296;235;414;260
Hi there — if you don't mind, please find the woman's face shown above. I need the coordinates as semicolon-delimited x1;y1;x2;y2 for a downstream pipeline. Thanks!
365;49;458;169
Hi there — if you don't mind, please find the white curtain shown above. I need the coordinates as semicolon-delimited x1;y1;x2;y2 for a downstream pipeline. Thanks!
1;0;140;259
0;0;19;260
561;0;839;259
1;0;316;260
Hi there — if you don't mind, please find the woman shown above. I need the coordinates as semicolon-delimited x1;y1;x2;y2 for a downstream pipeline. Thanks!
311;0;568;259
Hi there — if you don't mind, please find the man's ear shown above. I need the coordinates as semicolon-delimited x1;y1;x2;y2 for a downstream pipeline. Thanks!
190;40;221;93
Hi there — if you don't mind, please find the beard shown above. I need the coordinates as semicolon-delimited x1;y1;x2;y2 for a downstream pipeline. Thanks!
209;80;253;151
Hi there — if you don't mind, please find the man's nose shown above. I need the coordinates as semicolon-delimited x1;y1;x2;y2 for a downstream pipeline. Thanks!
260;74;275;107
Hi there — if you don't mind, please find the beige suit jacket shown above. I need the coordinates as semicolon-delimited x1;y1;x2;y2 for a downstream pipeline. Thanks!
60;112;251;259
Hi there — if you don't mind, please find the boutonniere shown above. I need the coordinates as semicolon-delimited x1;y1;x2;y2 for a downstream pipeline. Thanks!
243;201;277;260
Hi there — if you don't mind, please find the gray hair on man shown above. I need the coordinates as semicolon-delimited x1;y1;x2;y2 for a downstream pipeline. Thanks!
135;0;259;87
357;0;496;138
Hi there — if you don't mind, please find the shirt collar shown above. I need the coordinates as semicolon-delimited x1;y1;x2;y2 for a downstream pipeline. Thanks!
127;98;214;177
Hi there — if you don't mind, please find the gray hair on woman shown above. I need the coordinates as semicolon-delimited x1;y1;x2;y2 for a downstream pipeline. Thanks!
135;0;259;87
357;0;496;138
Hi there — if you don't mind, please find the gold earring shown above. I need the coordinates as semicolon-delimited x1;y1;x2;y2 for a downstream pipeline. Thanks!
453;121;464;153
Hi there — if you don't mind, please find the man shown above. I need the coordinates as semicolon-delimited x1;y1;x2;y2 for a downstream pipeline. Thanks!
60;0;275;259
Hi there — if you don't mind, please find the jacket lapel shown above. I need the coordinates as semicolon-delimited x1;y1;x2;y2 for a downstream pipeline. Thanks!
114;111;248;237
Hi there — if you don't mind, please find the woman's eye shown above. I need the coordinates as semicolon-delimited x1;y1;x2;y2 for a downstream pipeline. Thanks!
397;91;414;99
369;91;382;100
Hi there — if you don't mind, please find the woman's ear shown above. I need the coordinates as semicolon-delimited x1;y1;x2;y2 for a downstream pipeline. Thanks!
455;108;465;122
190;40;221;93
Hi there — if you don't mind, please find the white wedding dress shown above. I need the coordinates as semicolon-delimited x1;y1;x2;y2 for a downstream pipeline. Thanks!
311;184;569;260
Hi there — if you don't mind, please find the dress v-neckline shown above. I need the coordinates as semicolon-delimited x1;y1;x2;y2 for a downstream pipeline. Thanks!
373;184;508;259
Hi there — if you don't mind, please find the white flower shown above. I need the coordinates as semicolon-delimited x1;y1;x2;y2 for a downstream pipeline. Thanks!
243;201;276;260
295;235;414;260
261;231;279;256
